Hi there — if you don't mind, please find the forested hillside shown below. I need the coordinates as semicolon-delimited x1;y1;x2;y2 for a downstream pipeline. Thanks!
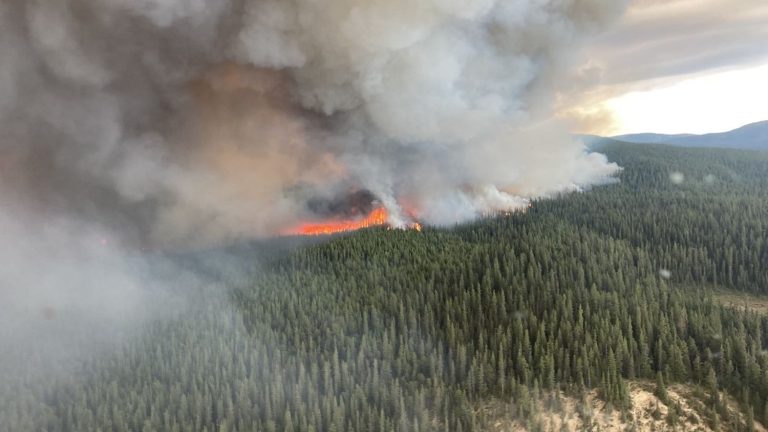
613;121;768;150
2;143;768;431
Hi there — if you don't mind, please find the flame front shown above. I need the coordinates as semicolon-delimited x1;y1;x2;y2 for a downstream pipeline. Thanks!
285;207;389;236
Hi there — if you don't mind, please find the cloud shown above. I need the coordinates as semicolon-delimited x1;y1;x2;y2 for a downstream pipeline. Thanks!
588;0;768;86
561;0;768;134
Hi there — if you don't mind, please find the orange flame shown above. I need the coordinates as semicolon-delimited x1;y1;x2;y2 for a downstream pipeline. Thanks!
283;206;424;236
285;207;389;236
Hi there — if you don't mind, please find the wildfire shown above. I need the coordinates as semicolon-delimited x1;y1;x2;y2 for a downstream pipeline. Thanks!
284;207;423;236
285;207;389;236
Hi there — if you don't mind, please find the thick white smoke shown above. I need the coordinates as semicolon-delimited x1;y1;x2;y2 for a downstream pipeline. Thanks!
0;0;625;246
251;0;625;227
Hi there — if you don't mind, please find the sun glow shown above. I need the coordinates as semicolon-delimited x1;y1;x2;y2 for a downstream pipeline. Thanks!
606;63;768;135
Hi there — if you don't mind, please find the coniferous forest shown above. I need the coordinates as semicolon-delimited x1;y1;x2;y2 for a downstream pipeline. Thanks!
3;142;768;431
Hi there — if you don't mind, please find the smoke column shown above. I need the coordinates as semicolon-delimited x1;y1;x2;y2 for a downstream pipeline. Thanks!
0;0;624;247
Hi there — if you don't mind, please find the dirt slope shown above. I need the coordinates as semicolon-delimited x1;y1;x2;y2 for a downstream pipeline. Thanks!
476;382;765;431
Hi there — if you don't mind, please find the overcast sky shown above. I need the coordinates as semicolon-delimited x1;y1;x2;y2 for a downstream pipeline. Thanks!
573;0;768;135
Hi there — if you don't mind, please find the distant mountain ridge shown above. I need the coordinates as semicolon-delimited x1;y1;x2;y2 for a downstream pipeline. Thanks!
611;132;695;144
609;120;768;150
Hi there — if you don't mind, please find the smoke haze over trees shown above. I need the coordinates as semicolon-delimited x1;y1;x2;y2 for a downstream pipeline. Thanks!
0;0;628;401
3;143;768;431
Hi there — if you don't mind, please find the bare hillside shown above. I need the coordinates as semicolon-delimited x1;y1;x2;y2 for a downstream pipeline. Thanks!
476;382;764;431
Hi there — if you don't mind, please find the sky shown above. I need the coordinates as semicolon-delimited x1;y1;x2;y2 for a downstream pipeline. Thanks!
574;0;768;135
605;63;768;135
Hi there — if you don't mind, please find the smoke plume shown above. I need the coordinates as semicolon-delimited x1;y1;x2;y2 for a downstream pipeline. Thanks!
0;0;625;247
